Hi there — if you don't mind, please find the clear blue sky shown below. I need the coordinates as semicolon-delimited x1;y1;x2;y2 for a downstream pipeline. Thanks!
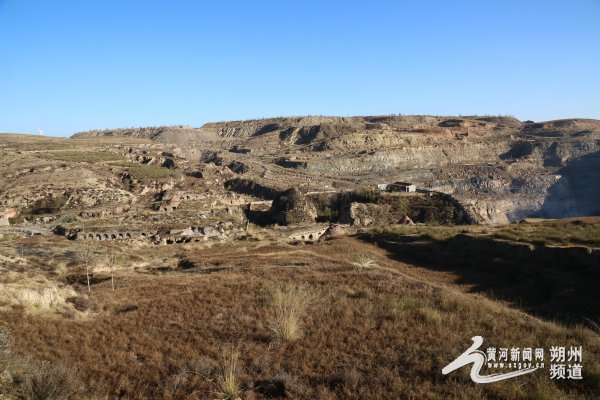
1;1;599;137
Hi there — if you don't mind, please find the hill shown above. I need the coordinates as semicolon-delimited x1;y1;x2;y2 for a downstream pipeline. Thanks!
1;121;600;399
74;115;600;224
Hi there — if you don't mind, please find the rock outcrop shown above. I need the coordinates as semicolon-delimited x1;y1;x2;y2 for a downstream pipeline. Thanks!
321;224;345;238
69;115;600;224
270;188;317;225
339;202;391;227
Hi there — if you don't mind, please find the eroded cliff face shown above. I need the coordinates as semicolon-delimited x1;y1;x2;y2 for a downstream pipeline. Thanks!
74;116;600;224
537;149;600;219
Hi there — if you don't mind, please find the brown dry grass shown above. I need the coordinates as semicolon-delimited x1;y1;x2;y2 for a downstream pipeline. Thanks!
376;216;600;248
267;285;313;342
492;217;600;248
0;237;598;399
215;345;243;399
47;150;125;164
2;356;82;400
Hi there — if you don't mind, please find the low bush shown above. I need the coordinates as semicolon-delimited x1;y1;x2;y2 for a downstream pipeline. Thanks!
215;346;242;400
267;285;313;341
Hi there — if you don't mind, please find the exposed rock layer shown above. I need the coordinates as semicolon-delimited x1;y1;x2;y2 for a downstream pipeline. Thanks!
72;116;600;224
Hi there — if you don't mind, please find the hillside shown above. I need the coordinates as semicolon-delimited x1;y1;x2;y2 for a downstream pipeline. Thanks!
73;115;600;224
72;125;220;143
1;122;600;399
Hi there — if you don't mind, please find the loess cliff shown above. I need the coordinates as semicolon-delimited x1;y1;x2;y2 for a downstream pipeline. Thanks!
73;116;600;224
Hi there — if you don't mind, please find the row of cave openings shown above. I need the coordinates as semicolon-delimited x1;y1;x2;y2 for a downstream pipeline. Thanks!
79;232;149;240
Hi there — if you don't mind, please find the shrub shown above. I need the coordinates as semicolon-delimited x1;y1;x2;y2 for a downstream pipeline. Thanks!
0;326;11;355
26;195;69;215
215;346;242;400
3;355;81;400
267;285;312;341
53;262;69;278
352;256;378;270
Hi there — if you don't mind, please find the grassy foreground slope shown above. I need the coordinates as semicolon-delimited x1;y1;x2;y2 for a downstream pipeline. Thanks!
1;234;599;399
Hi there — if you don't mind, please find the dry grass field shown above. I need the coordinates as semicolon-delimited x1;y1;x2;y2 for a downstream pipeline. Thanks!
1;234;599;399
1;123;600;399
491;218;600;248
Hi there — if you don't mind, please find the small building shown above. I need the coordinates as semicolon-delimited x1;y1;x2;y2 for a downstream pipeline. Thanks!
377;183;389;191
388;182;416;193
0;207;17;226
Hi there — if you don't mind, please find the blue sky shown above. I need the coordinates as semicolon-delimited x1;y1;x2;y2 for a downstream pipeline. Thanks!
1;1;599;137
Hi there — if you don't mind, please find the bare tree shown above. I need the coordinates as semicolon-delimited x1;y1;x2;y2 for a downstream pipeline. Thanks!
18;244;29;258
107;253;117;291
78;245;94;292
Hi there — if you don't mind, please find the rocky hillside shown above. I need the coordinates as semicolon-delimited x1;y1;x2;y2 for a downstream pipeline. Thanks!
72;125;220;143
72;115;600;224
